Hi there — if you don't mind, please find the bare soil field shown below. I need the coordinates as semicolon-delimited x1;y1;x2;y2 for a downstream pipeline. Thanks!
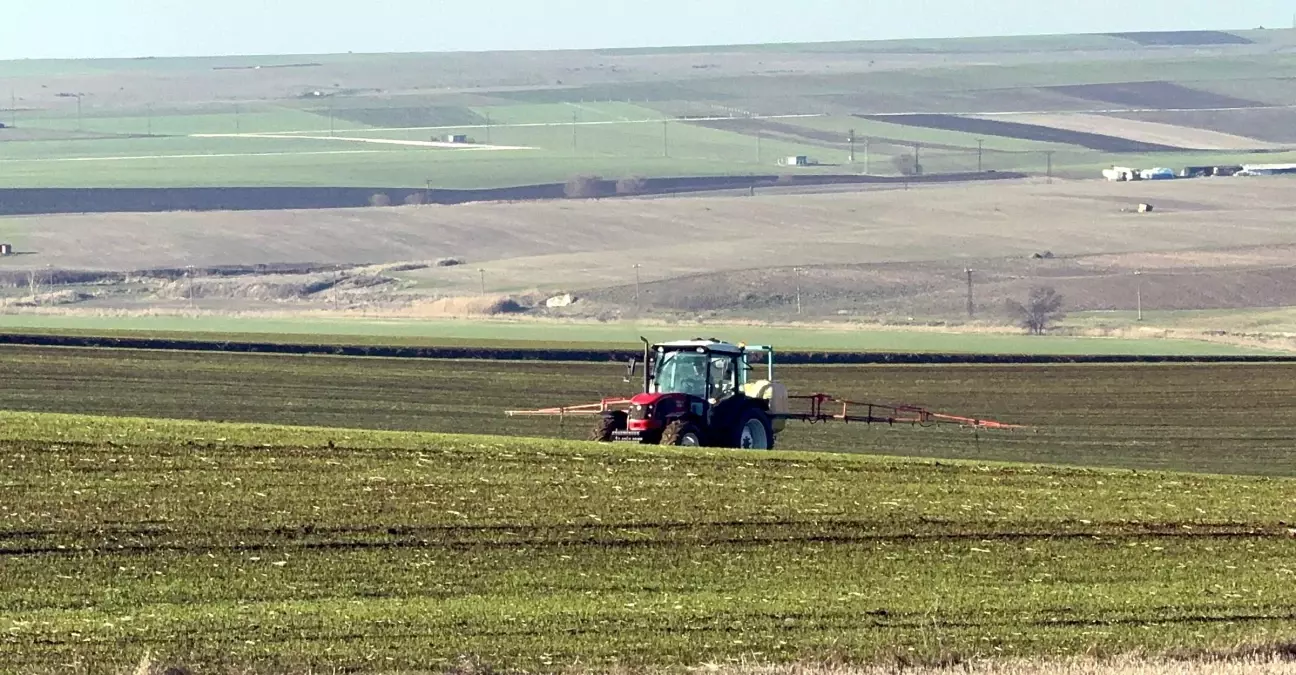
6;177;1294;272
1042;81;1263;110
974;113;1280;150
1114;108;1296;144
856;114;1182;152
7;178;1296;328
0;173;1019;216
583;245;1296;317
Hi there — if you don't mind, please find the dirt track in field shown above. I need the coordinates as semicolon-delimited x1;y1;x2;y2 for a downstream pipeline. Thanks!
191;132;537;151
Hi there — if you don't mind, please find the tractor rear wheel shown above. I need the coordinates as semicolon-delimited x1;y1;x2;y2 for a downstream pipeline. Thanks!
660;420;703;447
732;407;775;450
590;411;627;442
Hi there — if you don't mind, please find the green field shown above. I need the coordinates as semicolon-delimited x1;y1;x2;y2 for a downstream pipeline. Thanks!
2;408;1295;671
0;314;1272;355
3;346;1296;477
1073;307;1296;335
7;36;1296;188
4;346;1296;671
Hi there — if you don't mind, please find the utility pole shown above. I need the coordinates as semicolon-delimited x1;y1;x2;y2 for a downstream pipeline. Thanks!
977;139;984;172
571;112;578;154
633;263;642;309
234;103;241;134
793;267;804;315
848;128;856;164
965;268;975;319
477;268;486;295
1135;271;1143;321
662;120;669;158
913;143;921;175
1046;151;1054;184
485;111;492;144
329;106;335;137
863;139;870;174
10;89;16;128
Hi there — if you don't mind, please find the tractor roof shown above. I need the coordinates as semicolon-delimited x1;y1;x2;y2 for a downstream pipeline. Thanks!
654;338;750;355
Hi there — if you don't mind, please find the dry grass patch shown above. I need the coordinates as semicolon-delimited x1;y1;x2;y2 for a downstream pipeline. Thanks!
400;293;531;317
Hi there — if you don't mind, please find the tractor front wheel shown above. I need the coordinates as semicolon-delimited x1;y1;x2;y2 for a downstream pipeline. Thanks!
591;411;627;442
660;420;703;447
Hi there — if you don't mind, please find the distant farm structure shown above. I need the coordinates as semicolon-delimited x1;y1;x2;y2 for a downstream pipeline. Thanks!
1101;163;1286;181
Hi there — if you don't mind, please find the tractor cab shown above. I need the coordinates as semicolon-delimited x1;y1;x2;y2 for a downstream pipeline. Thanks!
605;338;785;447
650;341;748;403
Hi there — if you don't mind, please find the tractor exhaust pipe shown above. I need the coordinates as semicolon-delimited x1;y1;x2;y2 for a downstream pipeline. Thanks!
640;336;652;393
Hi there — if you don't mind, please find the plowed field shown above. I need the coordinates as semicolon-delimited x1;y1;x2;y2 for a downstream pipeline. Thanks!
856;114;1182;151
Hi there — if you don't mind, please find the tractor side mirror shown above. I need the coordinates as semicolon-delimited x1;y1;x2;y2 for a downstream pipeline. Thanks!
624;357;638;383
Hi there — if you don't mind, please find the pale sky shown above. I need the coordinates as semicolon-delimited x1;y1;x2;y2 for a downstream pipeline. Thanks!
1;0;1292;60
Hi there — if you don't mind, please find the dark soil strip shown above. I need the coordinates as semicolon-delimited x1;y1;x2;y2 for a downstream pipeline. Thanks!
858;114;1187;152
1107;31;1254;46
1044;81;1263;110
0;172;1026;216
1;332;1293;364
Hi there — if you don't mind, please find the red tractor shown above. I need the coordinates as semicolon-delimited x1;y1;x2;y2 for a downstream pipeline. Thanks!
595;338;788;449
507;337;1022;450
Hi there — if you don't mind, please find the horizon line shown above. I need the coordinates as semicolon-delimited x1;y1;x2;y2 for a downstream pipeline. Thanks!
0;24;1283;64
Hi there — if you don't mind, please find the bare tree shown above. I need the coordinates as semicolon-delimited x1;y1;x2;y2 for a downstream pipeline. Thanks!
368;193;392;207
1006;286;1066;335
892;154;922;176
564;175;607;199
615;176;649;195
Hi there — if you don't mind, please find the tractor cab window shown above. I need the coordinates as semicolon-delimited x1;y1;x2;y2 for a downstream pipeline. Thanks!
654;351;709;399
709;356;738;399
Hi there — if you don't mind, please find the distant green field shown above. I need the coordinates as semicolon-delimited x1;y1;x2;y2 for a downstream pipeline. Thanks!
3;108;1286;188
0;100;857;187
0;314;1272;355
6;36;1296;188
17;107;362;136
1074;307;1296;334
